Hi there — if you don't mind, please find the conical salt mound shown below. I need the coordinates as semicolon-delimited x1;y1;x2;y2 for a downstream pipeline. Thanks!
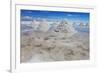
49;22;58;31
37;19;49;32
32;19;40;31
55;20;76;34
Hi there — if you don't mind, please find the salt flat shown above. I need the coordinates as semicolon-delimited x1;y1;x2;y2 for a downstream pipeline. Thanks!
20;31;89;63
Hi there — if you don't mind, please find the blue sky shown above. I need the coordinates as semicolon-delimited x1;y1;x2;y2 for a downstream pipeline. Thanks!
21;9;90;23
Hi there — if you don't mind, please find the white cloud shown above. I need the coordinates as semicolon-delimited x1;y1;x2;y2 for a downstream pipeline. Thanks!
21;16;33;20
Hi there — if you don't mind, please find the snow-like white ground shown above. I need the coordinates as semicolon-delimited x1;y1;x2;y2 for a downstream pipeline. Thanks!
21;32;89;63
20;20;89;63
